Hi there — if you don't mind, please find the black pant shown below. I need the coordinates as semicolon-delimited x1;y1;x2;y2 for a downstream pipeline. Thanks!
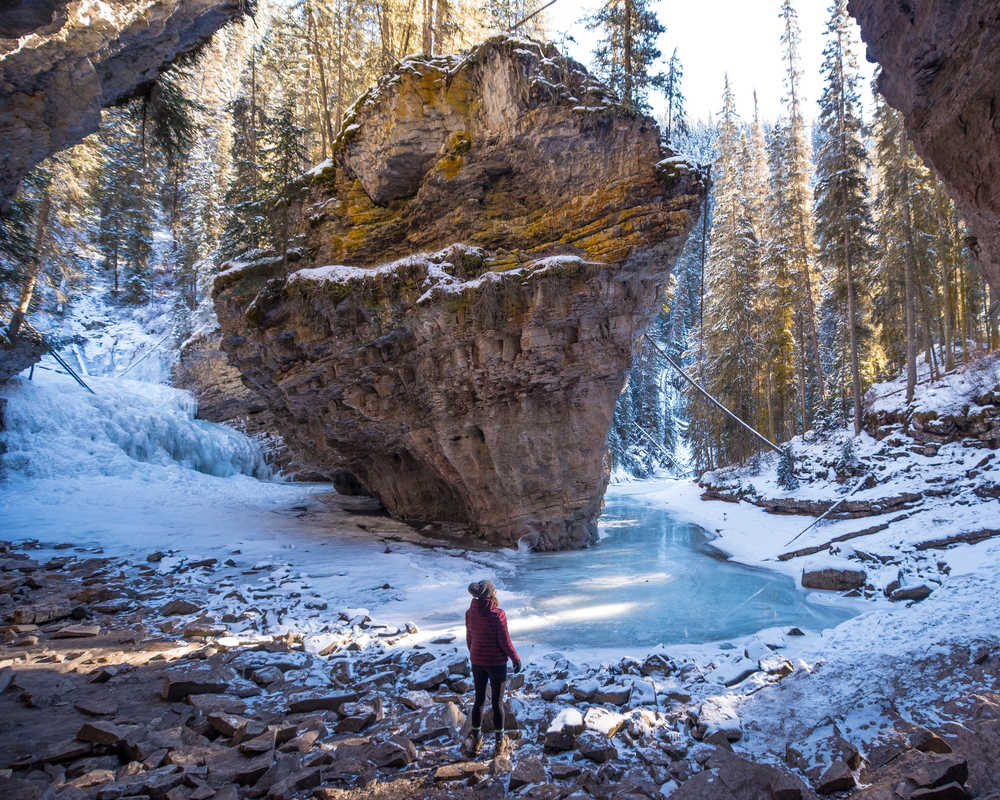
470;664;506;731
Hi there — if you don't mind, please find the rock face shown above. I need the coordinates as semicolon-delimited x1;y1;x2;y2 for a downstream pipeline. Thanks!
213;37;704;550
848;0;1000;295
0;0;244;205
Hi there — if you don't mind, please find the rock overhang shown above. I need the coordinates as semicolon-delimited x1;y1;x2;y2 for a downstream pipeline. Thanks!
213;36;707;550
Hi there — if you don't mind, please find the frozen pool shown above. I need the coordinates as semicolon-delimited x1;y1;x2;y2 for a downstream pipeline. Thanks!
495;493;857;648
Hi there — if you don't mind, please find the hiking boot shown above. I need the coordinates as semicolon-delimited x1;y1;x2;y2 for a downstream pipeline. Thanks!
466;728;482;757
493;731;508;758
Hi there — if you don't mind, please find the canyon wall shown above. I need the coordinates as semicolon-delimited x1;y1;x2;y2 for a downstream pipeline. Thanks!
849;0;1000;294
0;0;244;205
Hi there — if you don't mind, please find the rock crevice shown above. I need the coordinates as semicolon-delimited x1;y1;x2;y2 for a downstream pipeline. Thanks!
213;37;705;550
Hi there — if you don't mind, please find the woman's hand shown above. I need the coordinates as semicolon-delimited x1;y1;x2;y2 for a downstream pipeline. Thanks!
512;659;522;673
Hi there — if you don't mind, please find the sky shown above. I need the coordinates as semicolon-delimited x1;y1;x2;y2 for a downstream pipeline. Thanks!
544;0;877;125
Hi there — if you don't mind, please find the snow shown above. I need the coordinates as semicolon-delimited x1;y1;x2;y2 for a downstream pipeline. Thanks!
867;352;1000;416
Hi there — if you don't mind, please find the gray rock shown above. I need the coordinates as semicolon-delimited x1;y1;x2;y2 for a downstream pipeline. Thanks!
509;757;546;791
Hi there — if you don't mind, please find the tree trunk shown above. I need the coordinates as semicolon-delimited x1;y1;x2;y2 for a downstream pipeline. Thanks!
902;192;918;403
9;190;51;339
306;2;335;158
622;0;633;106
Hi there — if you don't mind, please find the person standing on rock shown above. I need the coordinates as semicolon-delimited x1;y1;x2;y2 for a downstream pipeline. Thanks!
465;579;521;758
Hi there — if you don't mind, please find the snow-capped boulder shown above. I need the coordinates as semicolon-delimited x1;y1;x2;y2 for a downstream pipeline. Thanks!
213;36;705;550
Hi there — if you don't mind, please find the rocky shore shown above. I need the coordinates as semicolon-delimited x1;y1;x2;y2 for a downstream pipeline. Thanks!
2;537;998;800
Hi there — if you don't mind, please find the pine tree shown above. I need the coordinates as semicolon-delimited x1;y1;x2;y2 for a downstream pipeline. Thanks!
217;91;269;265
661;48;688;145
587;0;667;111
778;0;824;418
93;108;156;304
262;96;308;266
691;78;763;465
813;0;874;434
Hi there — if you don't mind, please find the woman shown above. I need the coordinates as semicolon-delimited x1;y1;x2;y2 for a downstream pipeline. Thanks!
465;580;521;757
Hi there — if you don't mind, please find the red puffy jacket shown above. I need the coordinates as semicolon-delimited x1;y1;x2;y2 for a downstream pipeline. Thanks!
465;597;520;667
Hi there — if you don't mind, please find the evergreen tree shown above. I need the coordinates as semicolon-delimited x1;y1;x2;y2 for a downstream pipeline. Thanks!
217;91;269;265
262;96;308;265
689;78;763;466
778;0;824;418
93;108;156;303
587;0;667;111
813;0;874;434
760;121;800;440
661;48;688;145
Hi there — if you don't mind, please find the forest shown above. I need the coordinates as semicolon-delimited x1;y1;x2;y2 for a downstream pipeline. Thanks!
0;0;996;479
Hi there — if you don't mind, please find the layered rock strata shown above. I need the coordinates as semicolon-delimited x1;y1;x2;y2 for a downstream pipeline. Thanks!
848;0;1000;294
0;0;244;204
214;37;704;550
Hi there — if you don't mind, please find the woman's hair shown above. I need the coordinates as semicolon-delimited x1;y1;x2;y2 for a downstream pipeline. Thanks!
468;580;497;600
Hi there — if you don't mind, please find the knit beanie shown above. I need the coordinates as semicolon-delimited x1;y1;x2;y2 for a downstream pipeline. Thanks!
468;580;496;599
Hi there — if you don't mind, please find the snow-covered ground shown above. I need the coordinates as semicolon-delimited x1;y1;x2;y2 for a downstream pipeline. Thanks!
3;306;998;778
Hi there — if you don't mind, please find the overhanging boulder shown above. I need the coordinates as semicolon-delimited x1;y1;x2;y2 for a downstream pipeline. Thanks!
213;37;705;550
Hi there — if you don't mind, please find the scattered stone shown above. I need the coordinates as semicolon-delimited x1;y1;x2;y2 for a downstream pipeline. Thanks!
907;782;968;800
158;599;201;616
802;567;867;591
593;683;631;705
0;776;40;800
337;702;377;733
367;736;416;768
399;690;434;710
51;624;100;639
711;657;758;687
406;661;449;691
287;690;357;713
250;666;283;686
76;721;126;747
539;680;567;701
908;727;952;754
890;584;933;602
584;707;625;737
161;665;232;701
577;731;617;763
238;731;275;755
434;761;490;782
759;654;794;677
509;757;546;791
816;759;855;794
70;697;117;717
147;552;164;562
544;708;584;752
207;712;249;738
787;627;806;636
569;678;599;702
910;754;968;789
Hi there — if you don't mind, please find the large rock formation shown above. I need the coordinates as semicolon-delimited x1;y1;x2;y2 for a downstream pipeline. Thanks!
0;0;244;205
848;0;1000;294
213;38;705;550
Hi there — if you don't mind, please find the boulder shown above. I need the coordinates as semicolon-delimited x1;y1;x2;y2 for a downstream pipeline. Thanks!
802;567;867;591
891;584;933;602
584;707;626;738
212;36;704;551
849;0;1000;295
